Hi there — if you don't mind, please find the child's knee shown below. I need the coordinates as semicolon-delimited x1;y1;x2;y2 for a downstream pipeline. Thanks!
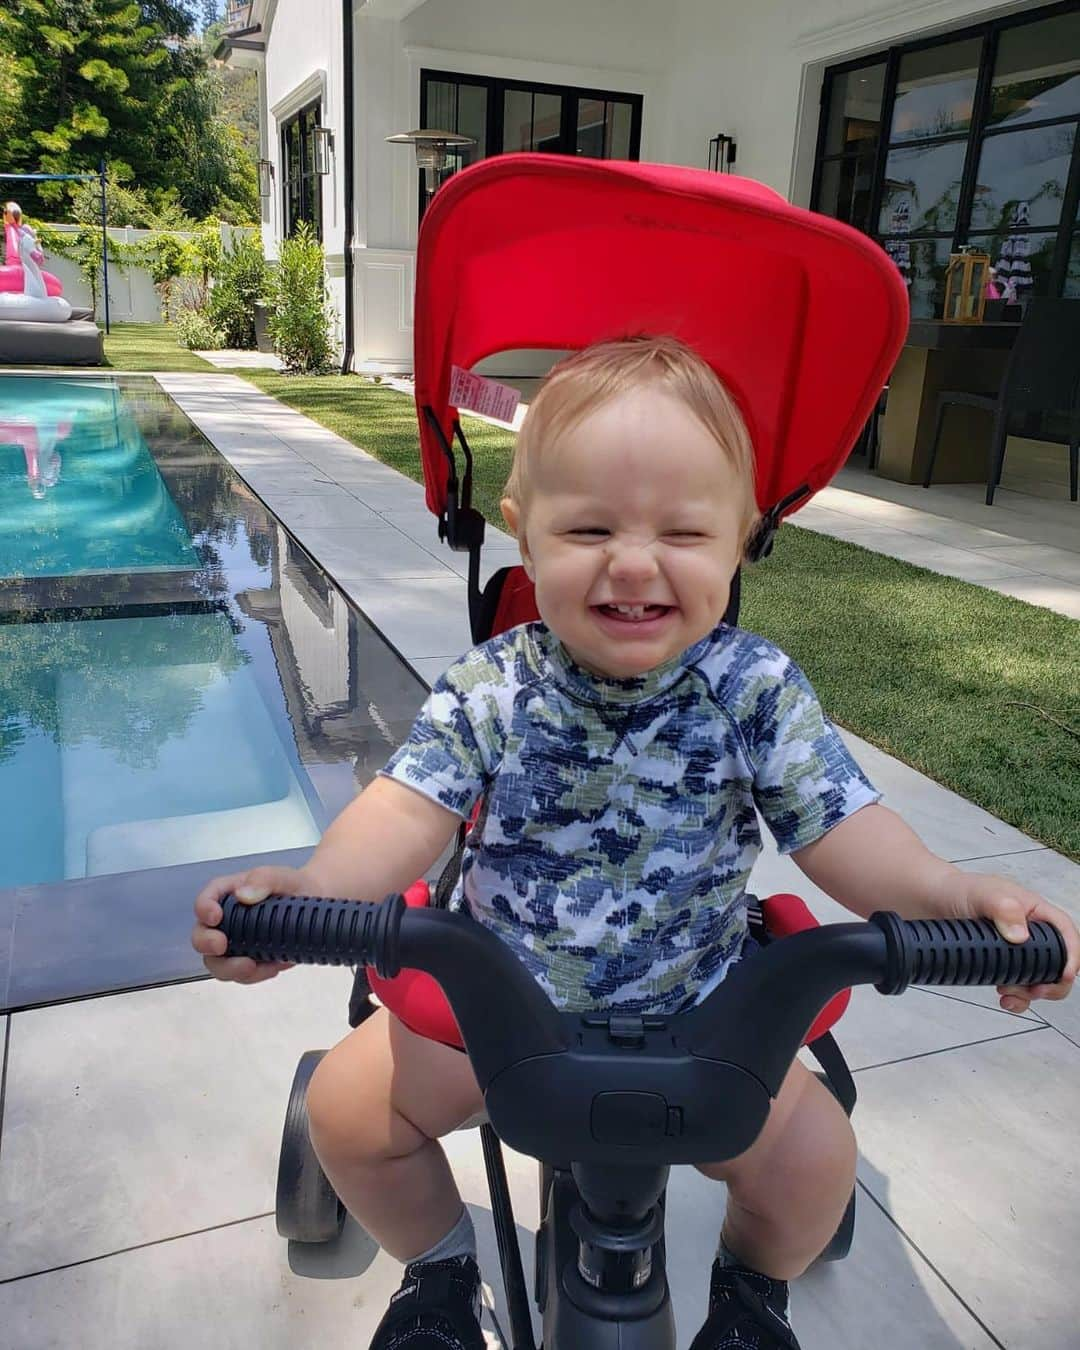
305;1034;402;1166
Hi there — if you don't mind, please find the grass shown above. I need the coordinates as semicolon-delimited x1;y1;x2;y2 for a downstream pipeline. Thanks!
237;369;1080;860
103;322;217;372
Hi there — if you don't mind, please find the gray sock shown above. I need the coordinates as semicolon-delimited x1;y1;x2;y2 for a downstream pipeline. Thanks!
410;1204;478;1266
408;1207;480;1320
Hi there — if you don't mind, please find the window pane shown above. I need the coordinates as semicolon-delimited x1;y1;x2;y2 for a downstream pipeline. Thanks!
891;39;982;143
971;123;1077;230
896;236;955;319
532;92;563;152
824;63;886;155
968;230;1058;303
1067;235;1080;298
576;98;606;156
504;88;563;152
990;12;1080;127
818;155;876;229
424;80;487;170
879;139;967;233
608;101;634;158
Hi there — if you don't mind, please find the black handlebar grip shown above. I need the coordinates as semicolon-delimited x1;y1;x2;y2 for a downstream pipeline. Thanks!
870;911;1067;996
219;893;407;977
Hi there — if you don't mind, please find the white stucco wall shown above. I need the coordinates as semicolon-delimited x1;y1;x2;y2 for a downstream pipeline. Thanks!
255;0;1051;367
262;0;348;349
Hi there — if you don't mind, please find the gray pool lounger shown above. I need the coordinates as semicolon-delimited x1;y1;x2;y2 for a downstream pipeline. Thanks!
0;309;105;365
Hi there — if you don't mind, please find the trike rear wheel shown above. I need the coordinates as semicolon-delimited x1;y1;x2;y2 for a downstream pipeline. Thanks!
275;1049;348;1243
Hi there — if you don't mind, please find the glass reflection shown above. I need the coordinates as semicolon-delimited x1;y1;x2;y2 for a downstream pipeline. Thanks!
879;140;967;233
967;230;1058;305
819;155;876;230
824;64;886;156
1067;235;1080;298
890;39;982;143
503;89;563;153
990;13;1080;127
971;124;1076;230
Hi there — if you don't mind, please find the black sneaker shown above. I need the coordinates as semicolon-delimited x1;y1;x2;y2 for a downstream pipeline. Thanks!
688;1260;801;1350
368;1255;486;1349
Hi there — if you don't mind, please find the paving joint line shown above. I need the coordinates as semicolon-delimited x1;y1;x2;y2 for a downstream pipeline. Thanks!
0;1014;10;1168
849;1022;1047;1075
0;1211;276;1286
853;1179;1008;1350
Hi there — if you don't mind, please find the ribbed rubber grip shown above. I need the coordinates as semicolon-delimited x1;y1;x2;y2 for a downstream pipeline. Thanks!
870;912;1066;996
219;893;406;977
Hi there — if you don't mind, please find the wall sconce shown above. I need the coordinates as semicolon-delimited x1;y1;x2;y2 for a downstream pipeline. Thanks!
256;158;274;198
386;128;476;199
313;125;335;176
708;134;737;173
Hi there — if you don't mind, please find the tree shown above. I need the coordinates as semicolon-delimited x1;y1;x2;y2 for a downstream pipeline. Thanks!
2;0;255;223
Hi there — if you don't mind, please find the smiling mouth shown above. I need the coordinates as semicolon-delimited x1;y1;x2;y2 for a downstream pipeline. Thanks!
593;603;674;622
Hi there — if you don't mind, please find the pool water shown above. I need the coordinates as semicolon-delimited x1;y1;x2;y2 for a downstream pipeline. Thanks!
0;376;427;996
0;376;199;578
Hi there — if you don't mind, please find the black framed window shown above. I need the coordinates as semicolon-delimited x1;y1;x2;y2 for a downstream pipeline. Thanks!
419;70;642;216
281;100;323;239
812;2;1080;318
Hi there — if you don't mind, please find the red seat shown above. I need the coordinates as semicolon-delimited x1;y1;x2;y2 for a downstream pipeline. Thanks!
368;885;849;1050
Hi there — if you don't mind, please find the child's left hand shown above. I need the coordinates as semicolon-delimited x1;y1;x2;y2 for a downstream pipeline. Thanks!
947;873;1079;1013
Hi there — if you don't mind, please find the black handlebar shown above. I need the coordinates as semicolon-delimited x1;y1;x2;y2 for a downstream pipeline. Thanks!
219;894;1066;1166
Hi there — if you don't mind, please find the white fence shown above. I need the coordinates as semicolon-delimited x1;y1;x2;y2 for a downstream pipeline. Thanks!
39;224;258;325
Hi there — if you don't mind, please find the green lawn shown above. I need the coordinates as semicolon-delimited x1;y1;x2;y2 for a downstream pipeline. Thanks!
238;369;1080;861
103;322;217;372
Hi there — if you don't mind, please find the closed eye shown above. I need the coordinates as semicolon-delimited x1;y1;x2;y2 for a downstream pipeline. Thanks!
566;527;610;538
664;531;709;541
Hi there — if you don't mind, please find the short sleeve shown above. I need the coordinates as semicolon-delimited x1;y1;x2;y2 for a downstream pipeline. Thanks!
743;657;880;854
379;659;507;819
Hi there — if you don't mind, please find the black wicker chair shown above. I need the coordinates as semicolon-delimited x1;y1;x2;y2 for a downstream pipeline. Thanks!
922;298;1080;505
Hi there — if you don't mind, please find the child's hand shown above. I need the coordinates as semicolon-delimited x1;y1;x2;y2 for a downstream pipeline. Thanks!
949;873;1079;1013
192;864;312;984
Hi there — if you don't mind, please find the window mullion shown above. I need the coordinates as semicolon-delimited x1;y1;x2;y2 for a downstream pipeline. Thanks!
866;47;901;238
1049;123;1080;293
955;29;997;247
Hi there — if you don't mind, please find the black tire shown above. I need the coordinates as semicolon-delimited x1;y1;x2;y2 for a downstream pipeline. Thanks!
275;1049;348;1243
819;1188;856;1262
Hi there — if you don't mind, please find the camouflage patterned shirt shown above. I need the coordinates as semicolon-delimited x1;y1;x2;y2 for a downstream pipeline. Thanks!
382;622;879;1014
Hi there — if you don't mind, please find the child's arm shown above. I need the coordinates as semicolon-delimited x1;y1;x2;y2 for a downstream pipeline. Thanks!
192;776;461;985
792;802;1079;1012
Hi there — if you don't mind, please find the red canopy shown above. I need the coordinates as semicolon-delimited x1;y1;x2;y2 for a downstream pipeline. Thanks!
413;155;907;520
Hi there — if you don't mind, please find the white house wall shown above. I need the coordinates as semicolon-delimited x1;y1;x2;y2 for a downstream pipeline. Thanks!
263;0;348;349
261;0;1046;368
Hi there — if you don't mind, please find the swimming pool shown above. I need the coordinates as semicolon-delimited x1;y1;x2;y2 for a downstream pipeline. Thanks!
0;375;428;1009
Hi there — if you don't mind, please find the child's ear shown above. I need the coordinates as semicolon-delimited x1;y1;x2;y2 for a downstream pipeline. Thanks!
500;497;534;578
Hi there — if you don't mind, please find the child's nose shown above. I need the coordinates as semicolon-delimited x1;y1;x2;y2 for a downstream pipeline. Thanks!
607;540;659;582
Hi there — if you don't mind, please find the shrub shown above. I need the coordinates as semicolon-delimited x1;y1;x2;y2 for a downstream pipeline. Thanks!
148;233;195;322
207;230;268;348
267;223;336;374
174;307;225;350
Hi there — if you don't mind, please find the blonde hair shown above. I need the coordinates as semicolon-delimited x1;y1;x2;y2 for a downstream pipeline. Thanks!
4;202;22;224
504;335;759;549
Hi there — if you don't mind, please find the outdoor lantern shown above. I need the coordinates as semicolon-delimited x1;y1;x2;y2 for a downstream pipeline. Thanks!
708;134;737;173
313;126;334;176
256;158;274;198
386;129;476;199
942;246;991;324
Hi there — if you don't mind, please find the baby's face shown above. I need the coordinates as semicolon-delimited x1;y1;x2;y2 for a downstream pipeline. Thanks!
505;386;747;679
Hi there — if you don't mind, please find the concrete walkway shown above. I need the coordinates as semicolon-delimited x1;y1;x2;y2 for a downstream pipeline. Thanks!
1;372;1077;1350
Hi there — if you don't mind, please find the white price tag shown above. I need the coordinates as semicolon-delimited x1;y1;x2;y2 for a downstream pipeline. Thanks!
449;366;521;424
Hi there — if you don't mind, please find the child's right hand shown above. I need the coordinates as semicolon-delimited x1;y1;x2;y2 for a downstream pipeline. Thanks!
192;864;312;984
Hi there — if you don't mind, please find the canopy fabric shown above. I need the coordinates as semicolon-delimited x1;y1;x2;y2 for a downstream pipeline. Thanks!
413;155;908;520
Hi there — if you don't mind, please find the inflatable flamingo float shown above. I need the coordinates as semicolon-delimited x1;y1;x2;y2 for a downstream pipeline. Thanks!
0;201;71;321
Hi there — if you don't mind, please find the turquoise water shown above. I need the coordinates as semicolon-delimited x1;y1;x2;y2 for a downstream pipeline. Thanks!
0;376;199;578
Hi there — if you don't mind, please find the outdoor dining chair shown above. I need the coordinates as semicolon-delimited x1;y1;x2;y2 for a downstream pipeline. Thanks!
922;297;1080;505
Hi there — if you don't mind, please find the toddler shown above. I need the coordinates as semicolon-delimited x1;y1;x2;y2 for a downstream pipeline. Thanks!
193;336;1077;1350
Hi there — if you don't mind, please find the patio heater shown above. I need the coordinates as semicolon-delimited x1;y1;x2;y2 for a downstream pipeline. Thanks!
386;129;476;200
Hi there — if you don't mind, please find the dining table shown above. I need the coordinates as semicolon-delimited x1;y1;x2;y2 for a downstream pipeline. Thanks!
875;319;1020;485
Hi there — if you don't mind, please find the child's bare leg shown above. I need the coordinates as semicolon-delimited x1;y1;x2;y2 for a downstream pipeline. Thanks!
305;1008;485;1260
698;1057;856;1280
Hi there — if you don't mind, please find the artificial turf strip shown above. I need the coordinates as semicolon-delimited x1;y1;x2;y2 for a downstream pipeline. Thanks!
238;371;1079;861
103;322;216;372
